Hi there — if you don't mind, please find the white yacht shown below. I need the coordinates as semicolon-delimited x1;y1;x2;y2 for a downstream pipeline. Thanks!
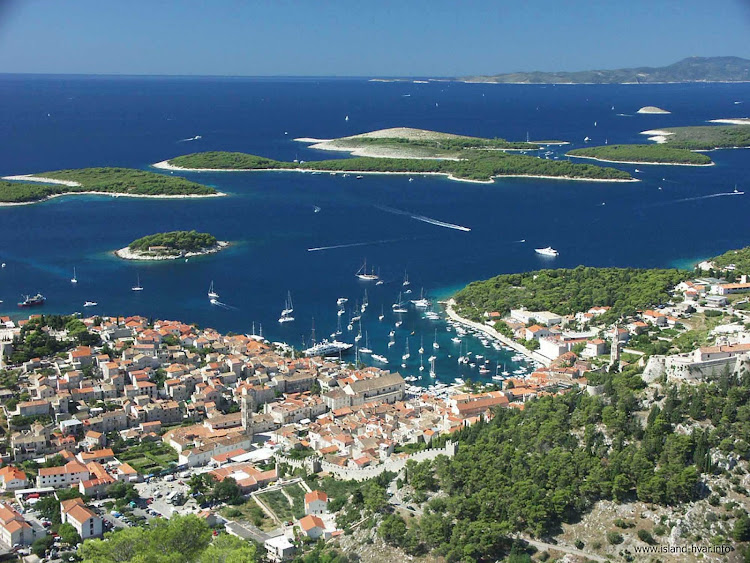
402;339;411;361
83;301;97;307
303;340;353;357
132;275;143;291
278;292;295;323
355;260;379;281
71;268;78;284
535;246;559;257
372;354;388;363
208;281;219;300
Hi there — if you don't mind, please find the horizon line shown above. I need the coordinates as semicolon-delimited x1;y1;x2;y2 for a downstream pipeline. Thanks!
0;72;454;79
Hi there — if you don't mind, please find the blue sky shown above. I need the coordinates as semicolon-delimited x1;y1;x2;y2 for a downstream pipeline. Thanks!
0;0;748;76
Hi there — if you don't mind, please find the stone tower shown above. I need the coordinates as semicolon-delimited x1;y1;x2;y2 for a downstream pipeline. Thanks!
610;325;621;370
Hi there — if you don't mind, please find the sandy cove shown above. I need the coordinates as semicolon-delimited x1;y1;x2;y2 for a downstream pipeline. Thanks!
567;154;714;167
639;129;674;144
152;160;637;184
3;174;82;187
115;241;230;261
708;118;750;125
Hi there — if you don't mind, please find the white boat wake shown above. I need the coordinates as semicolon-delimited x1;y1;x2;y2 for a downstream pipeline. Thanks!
374;205;471;232
210;299;238;310
178;135;202;142
308;238;405;252
649;191;744;207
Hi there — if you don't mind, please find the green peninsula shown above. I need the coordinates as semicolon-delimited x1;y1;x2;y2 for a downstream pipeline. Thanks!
0;167;219;204
454;266;689;322
567;144;713;165
163;128;632;182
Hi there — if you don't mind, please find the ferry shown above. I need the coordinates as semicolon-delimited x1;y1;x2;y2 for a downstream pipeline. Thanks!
303;340;353;357
18;294;46;308
535;246;559;257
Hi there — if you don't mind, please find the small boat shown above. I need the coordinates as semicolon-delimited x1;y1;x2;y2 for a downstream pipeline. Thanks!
392;292;408;313
278;292;295;323
356;260;379;281
313;206;321;213
337;297;348;306
18;293;46;308
584;136;591;142
402;271;410;287
83;301;97;307
418;336;425;355
132;275;143;291
281;291;294;316
433;329;440;349
429;356;436;377
535;246;559;257
71;268;78;284
395;320;403;328
356;175;363;179
451;337;461;344
208;281;219;299
372;354;388;363
345;115;349;121
378;305;385;321
402;339;411;361
360;332;372;354
634;169;641;173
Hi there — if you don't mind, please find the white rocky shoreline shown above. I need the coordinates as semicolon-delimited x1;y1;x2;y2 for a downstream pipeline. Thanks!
153;160;637;183
114;241;230;261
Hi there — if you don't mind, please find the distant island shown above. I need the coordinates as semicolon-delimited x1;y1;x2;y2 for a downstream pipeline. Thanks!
569;121;750;165
640;123;750;150
0;167;221;205
156;128;633;183
637;106;671;114
115;230;228;261
458;56;750;84
567;144;713;166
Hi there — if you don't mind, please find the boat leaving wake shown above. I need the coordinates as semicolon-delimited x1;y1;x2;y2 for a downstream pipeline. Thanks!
178;135;202;142
374;205;471;232
210;299;238;310
308;238;405;252
648;191;744;207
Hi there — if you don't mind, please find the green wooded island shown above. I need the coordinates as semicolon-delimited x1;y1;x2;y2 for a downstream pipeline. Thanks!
0;167;220;204
159;128;633;182
567;144;714;165
115;230;228;261
648;124;750;150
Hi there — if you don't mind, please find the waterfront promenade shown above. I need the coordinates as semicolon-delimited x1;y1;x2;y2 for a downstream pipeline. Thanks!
444;299;552;368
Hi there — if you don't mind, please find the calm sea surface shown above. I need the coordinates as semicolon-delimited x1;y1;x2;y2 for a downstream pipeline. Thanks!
1;76;749;383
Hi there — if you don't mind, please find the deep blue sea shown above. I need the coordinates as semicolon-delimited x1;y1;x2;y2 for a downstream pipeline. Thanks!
1;75;749;383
